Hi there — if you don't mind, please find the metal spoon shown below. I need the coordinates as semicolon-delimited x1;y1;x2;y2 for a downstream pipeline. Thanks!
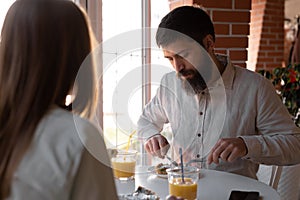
179;148;185;183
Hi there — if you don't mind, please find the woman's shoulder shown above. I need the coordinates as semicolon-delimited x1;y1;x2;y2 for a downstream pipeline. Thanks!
44;107;95;129
39;107;100;141
11;107;103;199
37;106;105;162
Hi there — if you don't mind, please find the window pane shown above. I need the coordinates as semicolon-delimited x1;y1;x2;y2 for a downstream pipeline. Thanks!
103;1;141;41
102;0;171;164
0;1;15;33
102;0;142;151
150;1;172;165
151;0;172;96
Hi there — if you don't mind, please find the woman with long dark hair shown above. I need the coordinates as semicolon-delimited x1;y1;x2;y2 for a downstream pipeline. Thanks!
0;0;117;199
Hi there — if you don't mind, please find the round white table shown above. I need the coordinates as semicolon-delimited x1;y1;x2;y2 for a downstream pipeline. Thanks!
115;166;281;200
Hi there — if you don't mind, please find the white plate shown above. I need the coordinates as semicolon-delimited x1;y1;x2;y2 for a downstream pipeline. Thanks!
147;166;169;179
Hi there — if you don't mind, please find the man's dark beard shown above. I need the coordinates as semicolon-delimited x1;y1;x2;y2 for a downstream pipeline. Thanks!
178;69;207;95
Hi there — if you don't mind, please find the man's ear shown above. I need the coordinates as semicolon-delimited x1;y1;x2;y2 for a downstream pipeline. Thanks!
202;34;215;53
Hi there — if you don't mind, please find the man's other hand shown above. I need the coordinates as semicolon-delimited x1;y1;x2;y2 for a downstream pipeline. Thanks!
207;137;248;165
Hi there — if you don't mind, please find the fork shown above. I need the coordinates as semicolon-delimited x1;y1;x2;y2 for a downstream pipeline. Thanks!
165;155;179;166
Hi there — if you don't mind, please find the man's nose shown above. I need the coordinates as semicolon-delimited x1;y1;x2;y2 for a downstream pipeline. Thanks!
173;58;184;72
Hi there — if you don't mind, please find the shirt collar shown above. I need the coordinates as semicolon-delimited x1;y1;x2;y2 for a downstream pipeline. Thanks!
216;54;235;90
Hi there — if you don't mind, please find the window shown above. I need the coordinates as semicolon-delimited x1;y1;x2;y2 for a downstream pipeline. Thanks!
102;0;171;163
0;0;15;33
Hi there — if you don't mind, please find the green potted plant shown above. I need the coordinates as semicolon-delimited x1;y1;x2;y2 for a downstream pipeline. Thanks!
258;63;300;126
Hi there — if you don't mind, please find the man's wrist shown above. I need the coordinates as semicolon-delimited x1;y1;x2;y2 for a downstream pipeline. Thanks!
146;133;161;141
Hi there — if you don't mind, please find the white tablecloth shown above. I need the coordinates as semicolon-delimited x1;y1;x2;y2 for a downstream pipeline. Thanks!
115;166;281;200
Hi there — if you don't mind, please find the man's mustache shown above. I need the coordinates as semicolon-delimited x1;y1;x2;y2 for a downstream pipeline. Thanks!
178;69;195;77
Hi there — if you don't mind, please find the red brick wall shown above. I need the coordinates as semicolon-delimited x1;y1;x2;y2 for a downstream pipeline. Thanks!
168;0;251;68
248;0;285;71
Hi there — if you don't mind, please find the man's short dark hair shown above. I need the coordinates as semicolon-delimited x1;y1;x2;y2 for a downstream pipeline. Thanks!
156;6;215;48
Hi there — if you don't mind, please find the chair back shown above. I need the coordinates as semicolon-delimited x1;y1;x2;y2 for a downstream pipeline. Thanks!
258;164;300;200
269;165;282;190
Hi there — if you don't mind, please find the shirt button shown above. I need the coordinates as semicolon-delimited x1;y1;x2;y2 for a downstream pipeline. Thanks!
201;91;205;95
199;112;203;115
197;133;201;137
196;154;200;158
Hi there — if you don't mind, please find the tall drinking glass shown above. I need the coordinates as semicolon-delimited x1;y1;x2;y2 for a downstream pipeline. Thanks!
167;166;200;200
111;150;137;181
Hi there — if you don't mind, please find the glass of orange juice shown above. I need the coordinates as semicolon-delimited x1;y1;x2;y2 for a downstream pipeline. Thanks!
166;166;200;200
111;150;137;180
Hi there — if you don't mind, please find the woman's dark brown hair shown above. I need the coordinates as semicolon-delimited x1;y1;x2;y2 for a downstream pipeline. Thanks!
0;0;98;198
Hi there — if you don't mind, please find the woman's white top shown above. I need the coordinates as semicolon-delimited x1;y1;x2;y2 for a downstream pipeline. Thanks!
8;107;118;200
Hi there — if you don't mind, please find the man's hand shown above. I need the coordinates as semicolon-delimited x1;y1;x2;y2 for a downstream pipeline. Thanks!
144;135;170;158
207;137;248;165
